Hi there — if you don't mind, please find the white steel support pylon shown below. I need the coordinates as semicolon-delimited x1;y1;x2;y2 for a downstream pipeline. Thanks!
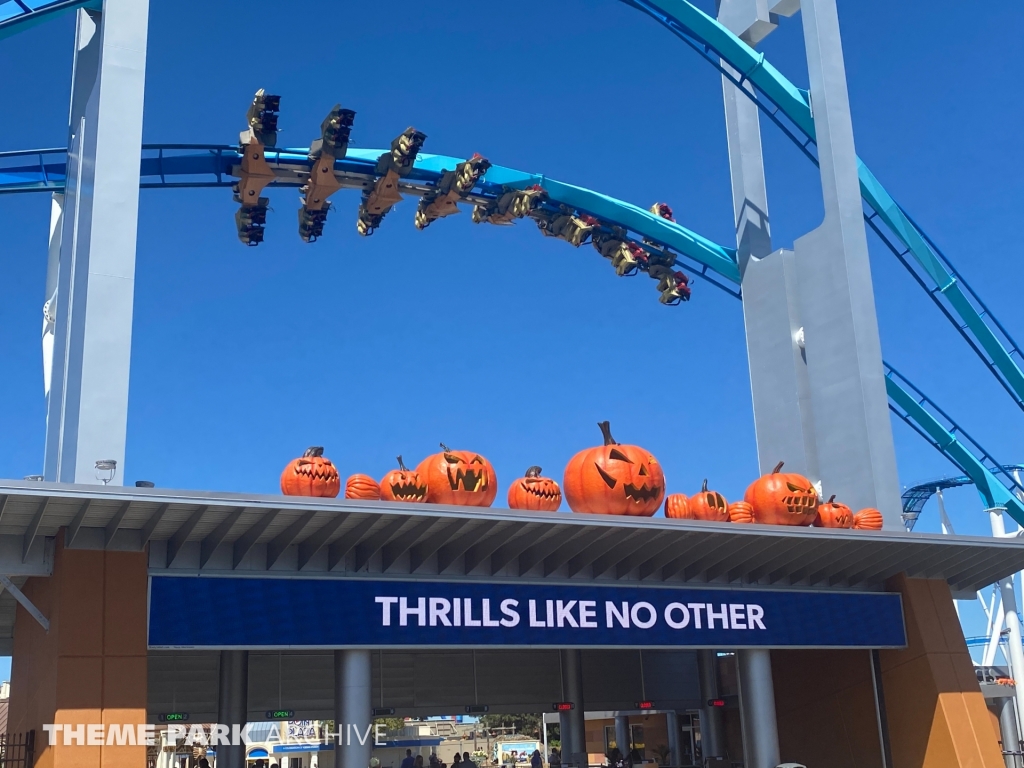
43;0;149;485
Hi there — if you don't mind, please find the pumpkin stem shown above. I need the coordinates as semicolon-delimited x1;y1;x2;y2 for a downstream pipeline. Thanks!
772;461;785;474
396;455;408;471
440;442;451;453
827;494;836;504
304;446;325;458
598;421;618;446
526;466;542;478
701;478;708;492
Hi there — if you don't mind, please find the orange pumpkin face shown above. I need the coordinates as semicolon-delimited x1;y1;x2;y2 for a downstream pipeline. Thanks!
728;501;755;523
416;444;497;507
689;479;729;522
664;493;691;519
379;456;428;503
743;461;818;526
345;474;381;500
563;421;665;516
814;495;853;528
853;508;884;530
508;466;561;511
280;446;341;498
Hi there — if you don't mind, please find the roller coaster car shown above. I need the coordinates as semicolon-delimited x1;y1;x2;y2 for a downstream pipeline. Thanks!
593;234;648;277
309;105;356;161
649;265;691;304
298;203;331;243
233;90;281;246
242;88;281;148
234;196;269;246
298;105;356;242
534;208;598;247
414;154;492;230
472;185;547;225
356;127;427;237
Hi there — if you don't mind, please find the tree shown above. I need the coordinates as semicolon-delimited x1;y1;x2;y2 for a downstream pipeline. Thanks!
478;714;542;738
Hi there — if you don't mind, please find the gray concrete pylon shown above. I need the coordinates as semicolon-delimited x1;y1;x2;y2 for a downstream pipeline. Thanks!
335;649;374;768
792;0;903;525
560;649;587;767
737;649;780;768
665;711;682;768
696;650;725;759
216;650;249;768
718;0;820;482
44;0;148;484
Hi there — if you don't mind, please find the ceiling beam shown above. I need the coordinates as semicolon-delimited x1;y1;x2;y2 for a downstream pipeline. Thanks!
409;519;474;573
64;498;92;547
140;503;170;548
297;512;350;570
166;506;209;567
327;515;378;571
266;511;318;569
104;501;132;549
232;508;280;569
199;507;243;568
353;518;409;572
382;519;441;573
22;498;48;562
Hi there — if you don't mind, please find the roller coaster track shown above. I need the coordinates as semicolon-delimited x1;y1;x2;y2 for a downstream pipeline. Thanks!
5;142;1021;524
0;0;96;41
2;2;1022;524
620;0;1024;414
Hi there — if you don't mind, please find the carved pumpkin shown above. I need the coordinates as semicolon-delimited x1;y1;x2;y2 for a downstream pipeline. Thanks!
507;466;561;511
728;501;755;524
280;446;340;498
416;444;497;507
743;461;817;526
563;421;665;516
345;474;381;501
689;479;729;522
379;456;428;503
664;493;691;519
814;495;853;528
853;508;884;530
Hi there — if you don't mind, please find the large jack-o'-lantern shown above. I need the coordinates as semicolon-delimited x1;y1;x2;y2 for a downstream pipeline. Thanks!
280;446;341;498
416;444;497;507
743;461;817;526
379;456;428;503
508;466;562;511
563;421;665;516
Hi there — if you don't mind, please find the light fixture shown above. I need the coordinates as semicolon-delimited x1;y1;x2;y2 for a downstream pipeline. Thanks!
95;459;117;485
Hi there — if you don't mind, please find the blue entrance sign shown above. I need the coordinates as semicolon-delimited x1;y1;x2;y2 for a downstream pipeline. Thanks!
148;576;905;649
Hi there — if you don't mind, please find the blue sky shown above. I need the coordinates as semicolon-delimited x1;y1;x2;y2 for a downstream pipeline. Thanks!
0;0;1022;668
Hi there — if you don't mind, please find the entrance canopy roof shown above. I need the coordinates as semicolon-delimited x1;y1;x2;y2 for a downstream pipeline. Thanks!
0;480;1021;597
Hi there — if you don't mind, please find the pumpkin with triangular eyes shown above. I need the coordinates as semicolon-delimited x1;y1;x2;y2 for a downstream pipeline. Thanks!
280;446;341;498
379;456;428;503
814;495;854;528
508;466;562;511
416;443;497;507
563;421;665;516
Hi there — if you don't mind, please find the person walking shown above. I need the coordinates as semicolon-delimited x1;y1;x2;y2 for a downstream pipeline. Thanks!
548;748;561;768
453;752;463;768
415;755;425;768
463;752;476;768
401;750;416;768
531;749;543;768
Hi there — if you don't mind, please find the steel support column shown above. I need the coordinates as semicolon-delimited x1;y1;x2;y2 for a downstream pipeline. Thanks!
335;649;373;768
561;649;587;767
614;714;630;758
737;649;780;768
665;711;682;768
216;650;249;768
791;0;902;525
44;0;148;484
998;696;1022;768
696;650;725;759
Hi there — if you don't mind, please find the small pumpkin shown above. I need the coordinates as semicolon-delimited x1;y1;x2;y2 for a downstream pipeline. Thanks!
814;494;853;528
743;461;818;526
280;446;341;498
664;493;691;519
853;508;884;530
508;466;561;511
563;421;665;516
689;479;729;522
416;443;497;507
379;456;428;503
345;474;381;501
728;501;755;523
